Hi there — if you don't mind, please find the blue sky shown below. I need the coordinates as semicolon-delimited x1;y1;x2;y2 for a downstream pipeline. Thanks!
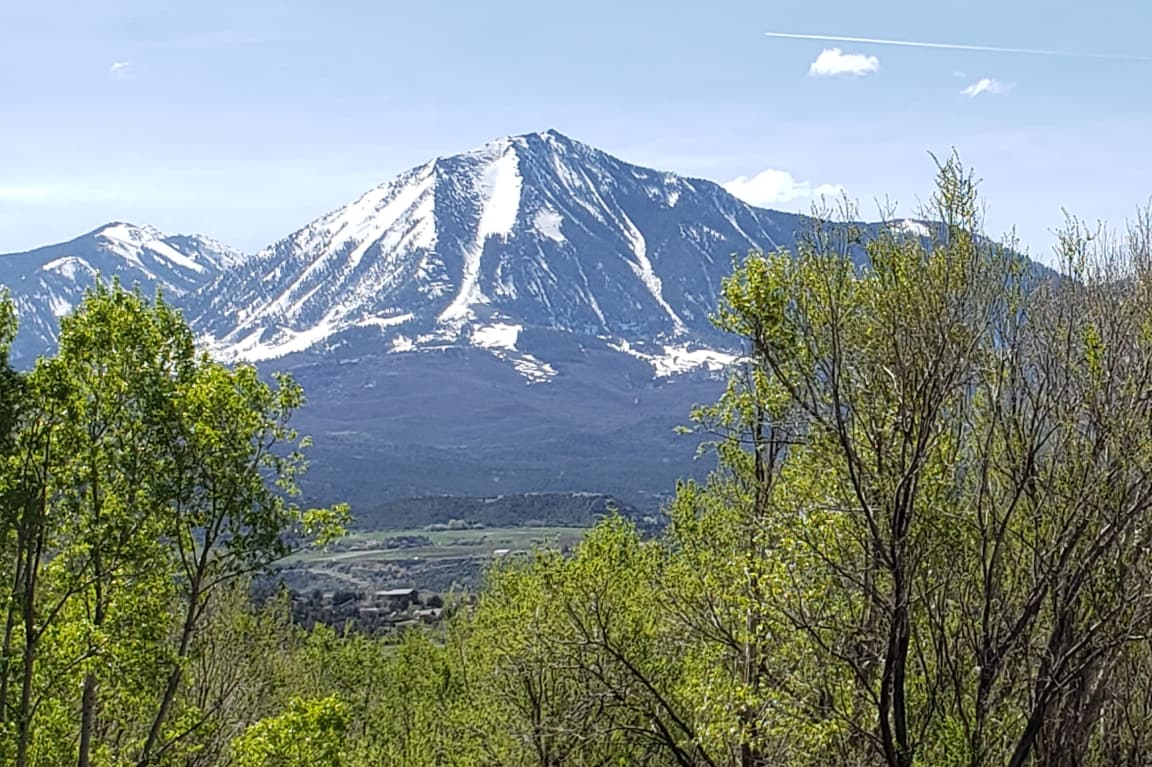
1;0;1149;261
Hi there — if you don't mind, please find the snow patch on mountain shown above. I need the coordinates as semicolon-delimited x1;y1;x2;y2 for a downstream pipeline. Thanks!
509;355;557;383
651;345;737;377
219;311;416;362
42;256;92;280
467;321;555;383
98;223;207;274
48;295;73;318
390;335;416;353
226;323;336;362
893;219;932;238
346;188;433;273
355;313;415;330
440;144;523;324
477;143;523;239
471;322;521;352
262;169;437;322
533;209;565;242
620;213;686;333
610;339;737;377
172;234;249;269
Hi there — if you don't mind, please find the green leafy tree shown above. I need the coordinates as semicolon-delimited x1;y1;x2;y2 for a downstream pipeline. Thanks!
230;695;348;767
136;359;348;767
684;158;1152;767
0;281;346;767
41;281;188;767
0;291;33;765
453;516;703;766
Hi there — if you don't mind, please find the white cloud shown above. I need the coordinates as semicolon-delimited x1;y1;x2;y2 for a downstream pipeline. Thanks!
808;47;879;77
723;169;844;207
961;77;1010;97
110;61;134;80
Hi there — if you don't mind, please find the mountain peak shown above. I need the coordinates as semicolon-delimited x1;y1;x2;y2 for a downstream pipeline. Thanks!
193;129;806;374
456;129;590;164
92;221;167;246
517;128;576;147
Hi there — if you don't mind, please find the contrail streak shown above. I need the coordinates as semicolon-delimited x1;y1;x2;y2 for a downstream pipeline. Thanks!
764;31;1152;61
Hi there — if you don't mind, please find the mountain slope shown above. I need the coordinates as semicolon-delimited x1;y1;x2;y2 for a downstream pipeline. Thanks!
194;130;811;374
0;223;246;365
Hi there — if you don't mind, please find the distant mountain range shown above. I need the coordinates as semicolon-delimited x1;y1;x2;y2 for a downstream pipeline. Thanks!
0;223;244;365
0;130;936;511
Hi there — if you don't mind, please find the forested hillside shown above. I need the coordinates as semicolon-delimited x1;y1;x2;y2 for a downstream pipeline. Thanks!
4;159;1152;766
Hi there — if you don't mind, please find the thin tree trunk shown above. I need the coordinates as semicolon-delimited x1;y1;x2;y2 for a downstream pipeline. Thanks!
78;443;103;767
137;577;201;767
15;519;44;767
78;578;104;767
1;521;26;729
16;437;51;767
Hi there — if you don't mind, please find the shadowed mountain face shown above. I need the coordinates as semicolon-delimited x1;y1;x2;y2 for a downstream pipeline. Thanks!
0;130;930;510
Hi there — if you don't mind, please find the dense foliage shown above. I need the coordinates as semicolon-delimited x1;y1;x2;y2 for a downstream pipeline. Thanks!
0;282;348;767
4;160;1152;767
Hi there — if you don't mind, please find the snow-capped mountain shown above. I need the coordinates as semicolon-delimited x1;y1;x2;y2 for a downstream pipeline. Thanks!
0;223;246;364
193;130;811;378
0;131;924;508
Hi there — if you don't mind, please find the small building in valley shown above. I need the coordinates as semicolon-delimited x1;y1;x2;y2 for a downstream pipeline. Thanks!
374;588;420;611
